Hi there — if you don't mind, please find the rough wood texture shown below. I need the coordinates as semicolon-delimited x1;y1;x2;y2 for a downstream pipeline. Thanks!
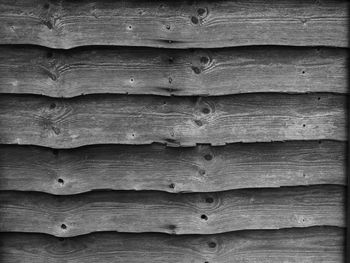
0;186;345;237
0;227;344;263
0;46;347;97
0;141;345;194
0;93;346;148
0;0;348;48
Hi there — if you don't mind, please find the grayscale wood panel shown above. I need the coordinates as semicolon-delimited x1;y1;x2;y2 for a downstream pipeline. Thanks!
0;93;346;148
0;227;344;263
0;186;345;237
0;46;347;97
0;0;348;49
0;141;345;194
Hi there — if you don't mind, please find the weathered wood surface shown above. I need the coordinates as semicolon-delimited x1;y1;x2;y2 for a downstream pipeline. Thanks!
0;93;346;148
0;0;348;49
0;186;345;237
0;141;345;194
0;227;344;263
0;46;347;97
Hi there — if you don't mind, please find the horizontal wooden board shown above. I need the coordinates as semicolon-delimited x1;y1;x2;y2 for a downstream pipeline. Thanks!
0;0;348;48
0;186;345;237
0;46;347;97
0;141;345;194
0;93;346;148
0;227;344;263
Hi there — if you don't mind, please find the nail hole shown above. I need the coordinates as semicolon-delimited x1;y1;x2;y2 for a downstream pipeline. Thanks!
205;197;214;203
318;140;322;144
50;103;56;109
44;20;53;29
166;24;171;30
130;78;134;83
201;214;208;220
168;224;176;230
191;16;199;24
169;183;175;189
192;67;201;74
195;120;203;126
128;25;132;30
199;169;206;176
303;124;306;127
202;108;210;114
61;224;67;230
204;154;212;161
318;97;321;100
168;77;173;84
168;57;174;63
200;56;209;64
57;178;64;185
302;70;305;74
208;241;216;248
303;173;306;177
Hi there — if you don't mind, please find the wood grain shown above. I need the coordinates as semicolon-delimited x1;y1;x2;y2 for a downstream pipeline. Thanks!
0;186;345;237
0;141;345;194
0;93;346;148
0;0;348;49
0;46;347;97
0;227;344;263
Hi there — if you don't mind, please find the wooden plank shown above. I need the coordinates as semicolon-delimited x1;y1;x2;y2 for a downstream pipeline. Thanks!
0;46;347;97
0;0;348;49
0;186;345;237
0;141;345;194
0;93;346;148
0;227;344;263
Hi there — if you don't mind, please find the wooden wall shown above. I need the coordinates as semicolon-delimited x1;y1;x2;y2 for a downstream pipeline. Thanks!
0;0;348;262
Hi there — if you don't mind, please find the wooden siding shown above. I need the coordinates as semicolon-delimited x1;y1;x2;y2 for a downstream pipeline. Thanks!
0;46;347;97
0;0;347;262
0;186;345;237
0;227;344;263
0;93;346;148
0;0;348;48
0;141;345;194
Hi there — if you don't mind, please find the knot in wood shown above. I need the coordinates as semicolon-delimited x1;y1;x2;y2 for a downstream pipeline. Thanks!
202;107;210;114
192;66;201;74
204;154;213;161
52;126;61;135
191;16;199;25
208;241;217;248
205;197;214;203
197;7;208;18
200;56;210;65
